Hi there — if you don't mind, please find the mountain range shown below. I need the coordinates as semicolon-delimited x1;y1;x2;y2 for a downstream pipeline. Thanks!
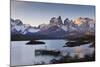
11;16;95;41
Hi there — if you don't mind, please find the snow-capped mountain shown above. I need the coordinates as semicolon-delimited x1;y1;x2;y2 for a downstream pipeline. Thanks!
11;16;95;40
73;17;95;33
11;19;23;26
11;18;40;35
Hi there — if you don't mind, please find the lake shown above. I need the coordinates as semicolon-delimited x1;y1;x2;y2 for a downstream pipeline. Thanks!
10;40;94;66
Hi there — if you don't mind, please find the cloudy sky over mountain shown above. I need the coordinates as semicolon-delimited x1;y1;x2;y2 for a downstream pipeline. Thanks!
11;0;95;26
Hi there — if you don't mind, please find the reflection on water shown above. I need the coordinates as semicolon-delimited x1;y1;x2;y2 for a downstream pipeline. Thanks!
11;40;94;66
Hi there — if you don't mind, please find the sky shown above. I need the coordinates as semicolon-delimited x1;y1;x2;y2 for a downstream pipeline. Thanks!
11;0;95;26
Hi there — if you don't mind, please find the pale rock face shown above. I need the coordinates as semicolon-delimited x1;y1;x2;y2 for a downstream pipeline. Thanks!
74;17;85;25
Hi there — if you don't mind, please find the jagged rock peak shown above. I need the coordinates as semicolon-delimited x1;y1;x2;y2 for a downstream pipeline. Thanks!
64;18;71;25
50;16;63;26
11;18;23;26
57;16;63;25
14;19;23;25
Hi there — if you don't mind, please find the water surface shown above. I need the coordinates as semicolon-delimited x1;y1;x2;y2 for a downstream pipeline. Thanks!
11;40;94;66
